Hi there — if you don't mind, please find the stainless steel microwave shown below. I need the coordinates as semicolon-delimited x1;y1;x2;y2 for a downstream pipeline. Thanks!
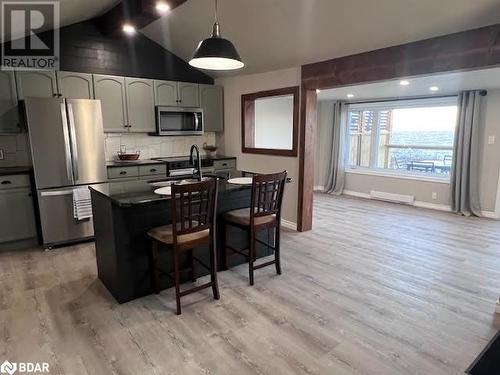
155;106;204;136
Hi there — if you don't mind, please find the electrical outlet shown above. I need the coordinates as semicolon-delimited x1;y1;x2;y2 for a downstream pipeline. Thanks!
0;149;4;160
432;192;438;200
488;135;496;145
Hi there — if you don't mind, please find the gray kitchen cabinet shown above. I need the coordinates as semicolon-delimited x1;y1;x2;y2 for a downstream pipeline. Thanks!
178;82;199;107
0;175;37;243
93;74;128;132
154;80;199;107
154;80;178;106
15;71;58;99
125;78;155;133
57;71;94;99
200;84;224;132
0;71;21;133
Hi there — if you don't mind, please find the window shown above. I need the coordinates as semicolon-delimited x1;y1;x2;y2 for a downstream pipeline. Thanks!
347;97;457;177
241;86;299;156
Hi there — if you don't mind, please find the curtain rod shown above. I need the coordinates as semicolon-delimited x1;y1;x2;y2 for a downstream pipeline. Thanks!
342;90;488;105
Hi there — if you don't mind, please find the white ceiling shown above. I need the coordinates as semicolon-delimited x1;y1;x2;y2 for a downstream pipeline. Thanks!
141;0;500;77
316;67;500;102
2;0;119;41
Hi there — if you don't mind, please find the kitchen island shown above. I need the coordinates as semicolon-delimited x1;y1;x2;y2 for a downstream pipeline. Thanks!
90;172;274;303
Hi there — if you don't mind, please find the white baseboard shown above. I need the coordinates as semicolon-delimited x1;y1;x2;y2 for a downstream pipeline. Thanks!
481;210;499;219
314;185;324;192
342;190;370;199
281;220;297;231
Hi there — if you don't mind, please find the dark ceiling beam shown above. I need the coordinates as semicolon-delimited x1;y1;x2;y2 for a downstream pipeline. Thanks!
95;0;188;35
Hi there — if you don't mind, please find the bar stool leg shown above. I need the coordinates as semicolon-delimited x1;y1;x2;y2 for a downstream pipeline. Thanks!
275;225;282;275
150;241;160;294
210;235;220;300
249;228;255;286
173;248;182;315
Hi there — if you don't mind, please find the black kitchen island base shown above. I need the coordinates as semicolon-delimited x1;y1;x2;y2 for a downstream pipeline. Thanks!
90;177;274;303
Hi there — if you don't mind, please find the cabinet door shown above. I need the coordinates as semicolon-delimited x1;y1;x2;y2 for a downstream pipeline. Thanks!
154;80;178;106
15;71;58;99
57;71;94;99
0;71;21;133
0;188;37;243
200;85;224;132
178;82;199;107
93;74;128;132
125;78;155;133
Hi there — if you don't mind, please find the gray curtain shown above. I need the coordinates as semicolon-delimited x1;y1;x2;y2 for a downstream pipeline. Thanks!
325;101;347;194
451;90;482;216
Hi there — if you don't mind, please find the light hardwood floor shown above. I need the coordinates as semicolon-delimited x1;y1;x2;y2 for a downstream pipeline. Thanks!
1;194;500;374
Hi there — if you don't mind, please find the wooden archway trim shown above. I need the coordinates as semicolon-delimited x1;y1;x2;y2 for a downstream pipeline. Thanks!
297;23;500;232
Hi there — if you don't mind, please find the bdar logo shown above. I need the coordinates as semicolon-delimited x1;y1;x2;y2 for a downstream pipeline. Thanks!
0;361;17;375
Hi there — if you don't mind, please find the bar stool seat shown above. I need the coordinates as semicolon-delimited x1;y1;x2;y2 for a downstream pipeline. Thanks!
225;208;276;227
148;224;210;246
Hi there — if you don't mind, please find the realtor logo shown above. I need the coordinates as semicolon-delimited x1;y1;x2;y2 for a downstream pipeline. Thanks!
0;361;17;375
1;1;60;70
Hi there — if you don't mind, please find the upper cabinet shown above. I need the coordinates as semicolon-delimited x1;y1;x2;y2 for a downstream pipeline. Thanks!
125;78;155;133
93;74;128;132
56;71;94;99
200;84;224;132
178;83;199;107
154;80;177;106
154;80;199;107
0;72;21;133
15;71;58;99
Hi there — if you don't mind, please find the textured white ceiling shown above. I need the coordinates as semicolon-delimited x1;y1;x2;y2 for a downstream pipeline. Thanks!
141;0;500;77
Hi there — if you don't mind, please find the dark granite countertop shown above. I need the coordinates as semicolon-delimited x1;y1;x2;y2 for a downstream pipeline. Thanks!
0;166;32;176
90;171;251;207
106;159;165;167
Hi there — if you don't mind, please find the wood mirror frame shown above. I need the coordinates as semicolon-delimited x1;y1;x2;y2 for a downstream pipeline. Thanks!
241;86;300;157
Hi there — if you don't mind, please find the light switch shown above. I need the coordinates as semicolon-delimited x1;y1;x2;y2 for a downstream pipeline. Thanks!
0;149;4;160
432;192;438;200
488;136;496;145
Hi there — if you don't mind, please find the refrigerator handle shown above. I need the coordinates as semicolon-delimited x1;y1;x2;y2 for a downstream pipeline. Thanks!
60;103;74;184
67;103;80;182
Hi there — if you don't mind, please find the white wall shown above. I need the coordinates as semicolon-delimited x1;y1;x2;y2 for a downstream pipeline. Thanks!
316;90;500;215
216;67;301;226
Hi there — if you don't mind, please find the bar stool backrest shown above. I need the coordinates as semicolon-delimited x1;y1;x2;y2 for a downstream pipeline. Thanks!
171;178;218;241
250;171;287;223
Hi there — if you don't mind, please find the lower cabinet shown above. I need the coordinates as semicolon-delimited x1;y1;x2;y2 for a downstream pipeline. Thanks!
0;186;37;243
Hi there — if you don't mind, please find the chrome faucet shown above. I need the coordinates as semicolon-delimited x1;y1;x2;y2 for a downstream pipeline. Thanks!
189;144;202;181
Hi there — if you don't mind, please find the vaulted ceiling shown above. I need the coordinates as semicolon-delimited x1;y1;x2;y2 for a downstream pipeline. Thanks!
141;0;500;77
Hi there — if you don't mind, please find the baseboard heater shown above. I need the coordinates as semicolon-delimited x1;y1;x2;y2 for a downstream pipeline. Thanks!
369;190;415;205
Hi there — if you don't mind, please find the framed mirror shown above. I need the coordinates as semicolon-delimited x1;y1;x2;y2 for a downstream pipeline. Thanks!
241;86;299;156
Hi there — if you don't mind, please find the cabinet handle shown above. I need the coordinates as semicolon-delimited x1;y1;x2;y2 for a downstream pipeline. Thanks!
1;180;12;185
119;171;127;175
222;163;227;167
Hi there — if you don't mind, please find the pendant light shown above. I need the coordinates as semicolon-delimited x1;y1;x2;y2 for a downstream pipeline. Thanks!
189;0;244;71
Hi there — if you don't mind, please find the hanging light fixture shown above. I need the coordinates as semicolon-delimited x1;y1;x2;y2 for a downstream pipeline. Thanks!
189;0;244;71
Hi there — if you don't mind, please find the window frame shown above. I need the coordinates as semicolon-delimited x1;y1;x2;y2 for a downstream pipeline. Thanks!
241;86;300;157
345;96;458;180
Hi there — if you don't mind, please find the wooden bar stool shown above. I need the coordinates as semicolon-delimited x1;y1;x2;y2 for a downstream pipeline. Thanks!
147;178;219;315
224;171;287;285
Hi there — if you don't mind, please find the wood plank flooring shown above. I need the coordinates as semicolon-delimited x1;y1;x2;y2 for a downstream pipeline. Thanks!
1;194;500;374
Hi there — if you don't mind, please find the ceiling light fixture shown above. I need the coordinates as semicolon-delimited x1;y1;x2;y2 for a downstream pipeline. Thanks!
155;1;170;14
429;86;439;92
189;0;244;71
122;24;136;35
400;80;410;86
347;94;355;98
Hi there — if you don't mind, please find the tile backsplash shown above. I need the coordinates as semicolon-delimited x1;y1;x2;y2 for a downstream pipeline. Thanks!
0;134;31;167
104;133;217;161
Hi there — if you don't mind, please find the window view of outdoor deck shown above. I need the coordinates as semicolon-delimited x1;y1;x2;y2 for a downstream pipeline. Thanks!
347;98;458;177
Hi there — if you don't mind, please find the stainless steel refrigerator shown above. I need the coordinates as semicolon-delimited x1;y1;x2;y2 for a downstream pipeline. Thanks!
24;98;107;248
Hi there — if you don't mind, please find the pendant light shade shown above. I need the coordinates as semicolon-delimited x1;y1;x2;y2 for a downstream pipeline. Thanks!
189;1;244;71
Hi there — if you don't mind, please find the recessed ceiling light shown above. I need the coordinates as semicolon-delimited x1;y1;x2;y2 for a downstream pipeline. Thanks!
316;89;321;94
122;24;136;35
156;1;170;14
429;86;439;92
399;80;410;86
347;94;354;98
